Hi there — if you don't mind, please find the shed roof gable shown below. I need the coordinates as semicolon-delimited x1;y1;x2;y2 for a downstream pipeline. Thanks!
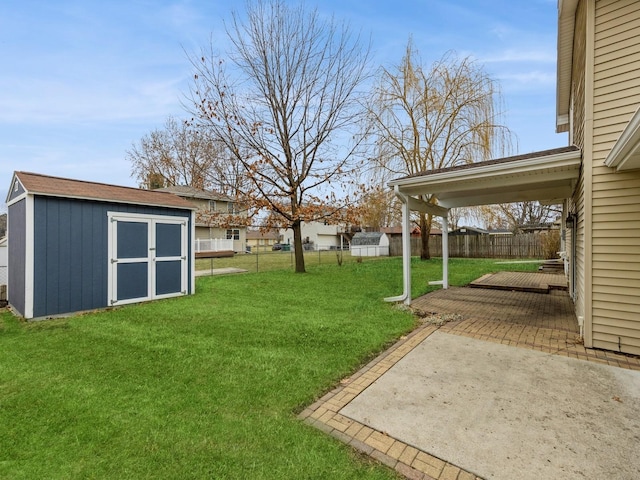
8;172;195;210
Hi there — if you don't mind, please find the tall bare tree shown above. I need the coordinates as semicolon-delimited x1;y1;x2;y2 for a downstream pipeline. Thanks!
473;201;560;231
368;40;513;259
186;0;370;273
128;116;218;190
357;185;401;230
128;116;250;199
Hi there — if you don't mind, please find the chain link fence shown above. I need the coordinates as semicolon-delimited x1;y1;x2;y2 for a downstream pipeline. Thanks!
195;246;386;275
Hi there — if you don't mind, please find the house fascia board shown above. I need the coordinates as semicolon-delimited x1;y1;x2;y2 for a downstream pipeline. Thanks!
604;106;640;171
430;167;579;198
389;149;582;192
556;0;579;133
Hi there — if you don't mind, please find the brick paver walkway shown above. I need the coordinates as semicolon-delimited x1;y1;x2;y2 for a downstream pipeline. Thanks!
299;282;640;480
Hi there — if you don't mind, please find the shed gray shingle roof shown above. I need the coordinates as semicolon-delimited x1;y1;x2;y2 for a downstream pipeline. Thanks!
13;172;195;210
352;232;385;246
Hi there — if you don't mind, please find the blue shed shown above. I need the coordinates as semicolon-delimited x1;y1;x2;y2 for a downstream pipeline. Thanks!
6;172;196;319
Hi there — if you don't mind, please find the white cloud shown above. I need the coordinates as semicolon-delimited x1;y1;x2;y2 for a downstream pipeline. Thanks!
0;75;188;125
500;71;556;87
482;49;556;64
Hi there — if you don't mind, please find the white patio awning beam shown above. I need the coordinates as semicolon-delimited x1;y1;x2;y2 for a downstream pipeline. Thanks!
406;194;449;217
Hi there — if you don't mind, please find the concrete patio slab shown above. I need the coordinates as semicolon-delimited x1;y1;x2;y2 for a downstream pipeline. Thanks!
340;330;640;480
300;284;640;480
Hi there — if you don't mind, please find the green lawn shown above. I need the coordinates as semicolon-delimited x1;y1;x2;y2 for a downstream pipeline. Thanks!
0;258;540;479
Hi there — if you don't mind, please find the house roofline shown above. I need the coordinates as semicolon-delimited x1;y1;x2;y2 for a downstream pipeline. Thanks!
556;0;580;133
388;146;581;189
604;105;640;171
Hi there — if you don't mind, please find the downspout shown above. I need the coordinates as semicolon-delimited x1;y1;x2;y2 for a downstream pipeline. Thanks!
384;187;412;304
428;213;449;289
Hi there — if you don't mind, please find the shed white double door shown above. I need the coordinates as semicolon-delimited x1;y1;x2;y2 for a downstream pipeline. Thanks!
108;212;188;306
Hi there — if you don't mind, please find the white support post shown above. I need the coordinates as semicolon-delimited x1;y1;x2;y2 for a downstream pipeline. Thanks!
429;211;449;289
442;214;449;289
402;197;412;304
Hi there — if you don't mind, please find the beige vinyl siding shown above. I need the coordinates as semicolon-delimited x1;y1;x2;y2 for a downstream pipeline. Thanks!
571;173;586;322
590;0;640;355
195;227;212;240
567;0;588;325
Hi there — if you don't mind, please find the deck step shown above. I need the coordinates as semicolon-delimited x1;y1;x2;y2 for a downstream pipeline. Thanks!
469;271;568;294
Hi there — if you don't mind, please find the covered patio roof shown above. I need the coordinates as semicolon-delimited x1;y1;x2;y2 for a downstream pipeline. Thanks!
384;145;582;304
388;145;581;208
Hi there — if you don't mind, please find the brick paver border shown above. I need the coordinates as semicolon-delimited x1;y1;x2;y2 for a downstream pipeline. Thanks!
299;298;640;480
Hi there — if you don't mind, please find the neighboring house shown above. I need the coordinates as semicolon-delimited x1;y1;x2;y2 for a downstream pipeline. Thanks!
6;172;195;319
246;229;281;252
279;220;350;250
351;232;390;257
517;222;558;233
157;186;247;253
386;0;640;355
380;226;428;237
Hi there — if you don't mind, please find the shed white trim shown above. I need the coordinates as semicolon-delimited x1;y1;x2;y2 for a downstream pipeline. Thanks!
24;194;34;319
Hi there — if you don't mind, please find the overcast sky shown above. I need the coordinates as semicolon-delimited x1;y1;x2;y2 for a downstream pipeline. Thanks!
0;0;565;210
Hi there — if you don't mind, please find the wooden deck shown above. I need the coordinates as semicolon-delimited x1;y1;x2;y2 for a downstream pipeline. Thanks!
469;271;568;294
195;250;234;259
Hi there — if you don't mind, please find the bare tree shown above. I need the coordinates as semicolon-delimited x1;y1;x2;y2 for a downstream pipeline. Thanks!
128;116;220;190
128;116;253;204
368;39;513;259
476;201;560;231
186;0;370;273
357;185;401;230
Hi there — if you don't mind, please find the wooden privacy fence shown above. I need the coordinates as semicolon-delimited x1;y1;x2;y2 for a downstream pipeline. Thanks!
388;233;546;259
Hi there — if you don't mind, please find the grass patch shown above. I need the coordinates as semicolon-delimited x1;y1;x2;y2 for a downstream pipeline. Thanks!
0;258;540;479
195;249;385;273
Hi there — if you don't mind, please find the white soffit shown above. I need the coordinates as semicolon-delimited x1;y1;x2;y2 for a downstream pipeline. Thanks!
389;147;582;209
